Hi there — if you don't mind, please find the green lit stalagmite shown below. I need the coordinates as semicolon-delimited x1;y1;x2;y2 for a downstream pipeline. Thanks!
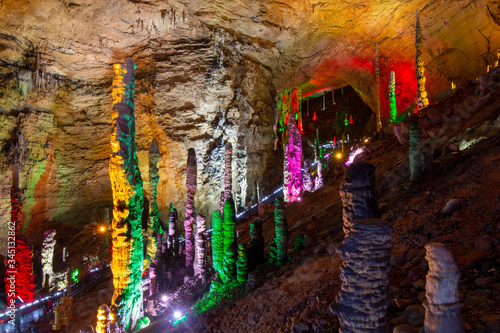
222;196;237;282
109;58;144;331
236;243;248;283
211;211;224;275
274;196;288;266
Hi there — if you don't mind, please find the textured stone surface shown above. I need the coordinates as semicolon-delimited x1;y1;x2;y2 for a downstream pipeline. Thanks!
334;219;392;332
194;214;207;277
185;147;197;268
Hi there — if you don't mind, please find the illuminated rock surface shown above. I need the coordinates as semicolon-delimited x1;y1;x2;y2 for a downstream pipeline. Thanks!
185;147;197;269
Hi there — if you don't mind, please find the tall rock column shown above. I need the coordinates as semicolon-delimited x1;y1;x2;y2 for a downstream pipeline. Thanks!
389;71;397;123
339;161;380;235
222;196;237;282
144;139;160;271
409;121;422;182
220;142;233;215
416;9;429;109
375;43;382;131
185;148;197;268
334;219;392;332
303;159;314;192
109;58;144;331
167;204;179;256
194;214;207;277
41;230;57;290
423;243;464;333
211;211;224;275
284;114;303;202
274;197;288;266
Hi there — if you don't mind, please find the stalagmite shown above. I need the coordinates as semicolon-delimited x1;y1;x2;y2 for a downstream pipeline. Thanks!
339;161;380;235
415;9;429;108
222;196;237;282
274;197;288;266
167;204;179;255
220;142;233;214
315;157;324;190
249;219;265;267
389;71;397;123
236;243;248;283
194;214;207;277
212;211;224;275
303;159;314;192
96;304;111;333
42;229;57;289
375;43;382;131
423;243;464;333
109;58;144;330
334;219;392;332
409;121;422;182
185;147;197;268
284;113;303;202
144;138;160;271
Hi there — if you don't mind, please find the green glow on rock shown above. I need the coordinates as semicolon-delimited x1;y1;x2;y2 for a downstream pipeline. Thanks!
71;269;79;284
221;196;237;282
136;316;150;329
236;243;248;283
212;210;224;275
389;71;397;123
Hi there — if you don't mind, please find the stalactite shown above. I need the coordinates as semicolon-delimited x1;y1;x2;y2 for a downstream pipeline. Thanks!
375;43;382;131
334;219;392;332
211;211;224;275
339;161;380;235
283;113;303;202
409;121;422;182
423;243;464;333
274;197;287;266
222;196;237;282
194;214;207;277
249;219;264;268
185;147;197;268
389;71;397;123
144;139;160;271
303;159;314;192
109;58;144;331
415;9;429;109
236;243;248;283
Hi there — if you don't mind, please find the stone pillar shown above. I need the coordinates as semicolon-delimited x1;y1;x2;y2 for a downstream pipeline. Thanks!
109;58;144;330
42;229;56;290
212;211;224;275
145;139;161;271
375;43;382;131
415;9;429;108
249;219;265;268
409;121;422;182
389;71;397;123
96;304;110;333
220;142;233;215
222;196;237;282
284;114;303;202
303;159;314;192
236;243;248;283
334;218;392;332
194;214;207;277
167;205;178;255
339;161;380;235
274;196;287;266
423;243;464;333
185;148;197;268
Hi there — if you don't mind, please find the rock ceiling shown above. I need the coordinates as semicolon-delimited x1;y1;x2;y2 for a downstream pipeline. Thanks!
0;0;499;249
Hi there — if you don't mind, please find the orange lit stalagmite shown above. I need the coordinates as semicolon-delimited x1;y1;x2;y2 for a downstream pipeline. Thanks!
109;58;144;331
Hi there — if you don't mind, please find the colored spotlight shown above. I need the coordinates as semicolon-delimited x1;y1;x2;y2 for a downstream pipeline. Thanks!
174;311;182;319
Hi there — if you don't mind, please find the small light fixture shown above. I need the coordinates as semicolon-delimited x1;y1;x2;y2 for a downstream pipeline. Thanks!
100;226;106;232
161;295;168;302
173;310;182;319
